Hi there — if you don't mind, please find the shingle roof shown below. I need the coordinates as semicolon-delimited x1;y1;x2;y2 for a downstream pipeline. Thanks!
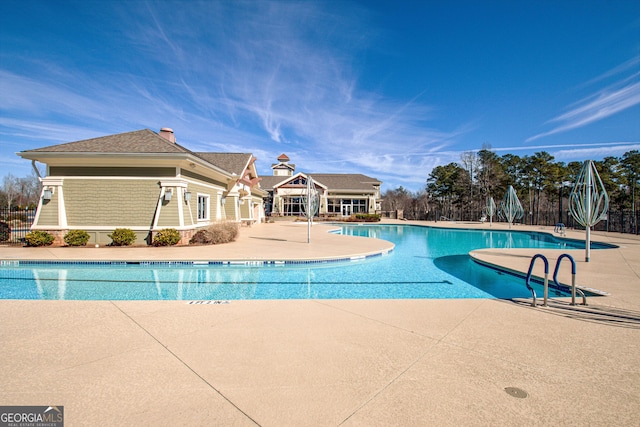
311;174;381;191
259;176;285;191
195;153;252;176
20;129;256;176
22;129;191;154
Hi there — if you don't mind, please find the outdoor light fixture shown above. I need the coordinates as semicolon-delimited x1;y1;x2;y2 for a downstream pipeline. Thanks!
164;189;173;201
184;191;192;202
221;197;226;206
42;188;52;200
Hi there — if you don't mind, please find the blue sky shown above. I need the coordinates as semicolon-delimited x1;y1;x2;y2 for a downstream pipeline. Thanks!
1;0;639;191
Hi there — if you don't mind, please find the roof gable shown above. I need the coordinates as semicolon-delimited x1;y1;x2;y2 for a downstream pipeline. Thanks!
262;173;380;192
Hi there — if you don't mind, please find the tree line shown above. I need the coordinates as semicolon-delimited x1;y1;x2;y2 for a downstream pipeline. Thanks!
1;172;41;210
381;147;640;232
3;148;640;232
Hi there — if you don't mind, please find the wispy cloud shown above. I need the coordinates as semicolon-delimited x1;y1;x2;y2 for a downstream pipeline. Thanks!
110;0;463;184
551;143;640;161
527;57;640;142
12;1;636;191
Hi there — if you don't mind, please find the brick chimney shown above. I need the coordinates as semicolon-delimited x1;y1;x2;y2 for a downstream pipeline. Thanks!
159;127;176;143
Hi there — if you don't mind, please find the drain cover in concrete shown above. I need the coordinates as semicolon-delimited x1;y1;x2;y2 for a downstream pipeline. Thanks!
504;387;528;398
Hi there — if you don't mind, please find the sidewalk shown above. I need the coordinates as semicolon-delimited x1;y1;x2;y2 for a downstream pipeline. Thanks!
1;220;639;426
0;221;394;262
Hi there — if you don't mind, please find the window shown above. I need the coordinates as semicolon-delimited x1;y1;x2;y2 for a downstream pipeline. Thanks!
327;198;368;216
327;198;340;214
352;199;367;213
290;176;307;186
282;196;305;216
197;194;209;220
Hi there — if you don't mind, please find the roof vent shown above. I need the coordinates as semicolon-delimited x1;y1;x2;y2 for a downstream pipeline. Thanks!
159;127;176;143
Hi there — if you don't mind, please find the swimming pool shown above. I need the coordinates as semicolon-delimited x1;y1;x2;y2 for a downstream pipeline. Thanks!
0;225;612;300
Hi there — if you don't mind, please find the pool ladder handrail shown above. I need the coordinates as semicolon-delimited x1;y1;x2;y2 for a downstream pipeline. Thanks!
525;253;587;307
554;223;566;236
525;254;548;307
552;254;587;306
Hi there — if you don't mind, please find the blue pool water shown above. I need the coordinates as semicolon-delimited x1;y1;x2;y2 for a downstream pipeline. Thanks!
0;225;612;301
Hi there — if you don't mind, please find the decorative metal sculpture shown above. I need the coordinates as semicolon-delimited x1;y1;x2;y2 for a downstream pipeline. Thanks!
500;185;524;229
302;175;319;243
486;196;496;227
568;160;609;262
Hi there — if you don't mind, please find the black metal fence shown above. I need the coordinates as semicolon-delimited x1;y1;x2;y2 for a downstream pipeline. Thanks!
416;208;640;235
1;206;637;246
0;208;36;245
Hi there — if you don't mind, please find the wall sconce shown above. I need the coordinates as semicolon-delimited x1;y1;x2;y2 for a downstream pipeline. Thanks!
220;197;226;206
164;189;173;201
184;191;192;202
42;188;52;200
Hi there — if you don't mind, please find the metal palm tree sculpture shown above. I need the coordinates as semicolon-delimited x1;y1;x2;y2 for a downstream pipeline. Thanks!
568;160;609;262
500;186;524;229
486;196;496;227
302;175;320;243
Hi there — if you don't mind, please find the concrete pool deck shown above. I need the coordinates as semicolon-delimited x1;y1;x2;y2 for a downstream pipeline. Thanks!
1;220;639;426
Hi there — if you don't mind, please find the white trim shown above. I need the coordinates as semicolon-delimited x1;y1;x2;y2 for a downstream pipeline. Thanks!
216;191;223;221
31;225;153;231
38;176;165;181
160;179;188;188
271;172;329;191
58;186;67;227
33;190;44;226
151;225;203;231
177;187;185;227
41;177;64;186
152;189;163;229
196;193;210;222
186;191;194;225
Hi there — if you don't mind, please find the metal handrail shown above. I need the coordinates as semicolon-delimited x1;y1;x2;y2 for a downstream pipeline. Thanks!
526;254;549;307
552;254;587;306
554;223;566;236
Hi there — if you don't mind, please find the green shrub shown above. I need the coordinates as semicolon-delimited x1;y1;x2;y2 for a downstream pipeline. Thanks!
25;230;55;247
108;228;137;246
0;221;10;242
64;230;90;246
352;214;381;222
189;222;239;245
153;228;181;246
